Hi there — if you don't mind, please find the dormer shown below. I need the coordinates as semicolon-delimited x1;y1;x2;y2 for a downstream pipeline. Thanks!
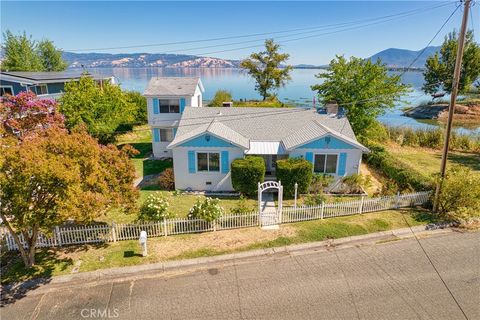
143;77;205;125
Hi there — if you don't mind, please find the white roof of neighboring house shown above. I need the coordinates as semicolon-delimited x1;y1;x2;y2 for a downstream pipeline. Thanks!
0;71;112;85
168;107;368;152
143;77;204;97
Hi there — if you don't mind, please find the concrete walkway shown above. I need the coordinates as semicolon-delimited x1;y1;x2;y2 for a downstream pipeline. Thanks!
260;192;278;228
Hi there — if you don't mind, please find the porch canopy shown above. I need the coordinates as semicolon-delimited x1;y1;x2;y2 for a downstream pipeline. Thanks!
245;141;287;155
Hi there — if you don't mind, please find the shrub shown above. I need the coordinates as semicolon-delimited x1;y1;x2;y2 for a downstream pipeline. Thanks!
125;91;148;124
303;193;326;206
364;143;430;191
188;197;225;222
159;168;175;190
209;89;232;107
138;193;172;221
230;195;254;214
309;174;334;193
339;174;371;194
435;166;480;221
231;156;265;196
276;158;313;198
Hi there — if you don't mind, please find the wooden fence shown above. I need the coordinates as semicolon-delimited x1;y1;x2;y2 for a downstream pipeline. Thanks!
0;191;430;251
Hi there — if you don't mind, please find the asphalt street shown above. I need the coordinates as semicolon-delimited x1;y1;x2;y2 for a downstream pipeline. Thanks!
1;231;479;320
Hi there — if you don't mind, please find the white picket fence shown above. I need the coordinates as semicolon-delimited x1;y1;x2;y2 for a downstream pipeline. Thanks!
0;191;430;251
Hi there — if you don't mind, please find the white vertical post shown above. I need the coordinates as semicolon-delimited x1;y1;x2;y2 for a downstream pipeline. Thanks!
395;191;401;209
111;222;117;243
359;196;364;214
163;218;168;236
278;182;283;224
320;202;324;219
294;183;298;209
55;226;62;246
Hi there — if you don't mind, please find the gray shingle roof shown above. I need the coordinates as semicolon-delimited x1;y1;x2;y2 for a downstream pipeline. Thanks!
143;77;203;96
168;107;368;151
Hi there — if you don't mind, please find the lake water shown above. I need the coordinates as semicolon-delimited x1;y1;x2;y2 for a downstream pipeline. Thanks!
89;67;479;135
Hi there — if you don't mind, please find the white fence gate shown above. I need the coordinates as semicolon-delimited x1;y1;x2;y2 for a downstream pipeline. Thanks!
0;191;431;251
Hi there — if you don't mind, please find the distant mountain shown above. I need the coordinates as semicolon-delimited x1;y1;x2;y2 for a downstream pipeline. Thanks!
62;52;241;68
367;46;440;69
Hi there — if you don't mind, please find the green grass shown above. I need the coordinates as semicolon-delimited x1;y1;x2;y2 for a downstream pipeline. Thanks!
387;145;480;181
1;208;439;284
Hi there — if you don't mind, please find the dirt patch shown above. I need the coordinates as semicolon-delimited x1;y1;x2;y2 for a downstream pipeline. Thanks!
149;226;297;259
360;163;383;195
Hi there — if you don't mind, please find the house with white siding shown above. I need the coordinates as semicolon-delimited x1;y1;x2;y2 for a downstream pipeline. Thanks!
144;77;368;192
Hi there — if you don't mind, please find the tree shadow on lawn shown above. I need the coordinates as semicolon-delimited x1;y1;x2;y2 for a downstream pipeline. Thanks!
1;243;107;306
433;152;480;172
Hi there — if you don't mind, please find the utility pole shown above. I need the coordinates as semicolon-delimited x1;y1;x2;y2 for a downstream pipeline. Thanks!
433;0;471;212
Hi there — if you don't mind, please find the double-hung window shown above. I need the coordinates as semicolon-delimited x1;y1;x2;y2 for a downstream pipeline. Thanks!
159;99;180;113
314;154;338;174
1;86;13;96
159;128;174;142
197;152;220;172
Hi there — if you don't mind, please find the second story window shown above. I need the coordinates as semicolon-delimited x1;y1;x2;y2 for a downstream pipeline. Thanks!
159;99;179;113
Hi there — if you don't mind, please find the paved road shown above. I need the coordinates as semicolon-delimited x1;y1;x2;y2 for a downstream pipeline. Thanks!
2;231;479;320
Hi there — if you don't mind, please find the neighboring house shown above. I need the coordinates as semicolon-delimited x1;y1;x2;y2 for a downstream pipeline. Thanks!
0;70;115;99
144;77;368;192
144;77;205;157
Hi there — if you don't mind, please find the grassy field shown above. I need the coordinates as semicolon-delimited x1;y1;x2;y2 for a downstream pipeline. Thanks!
1;208;437;284
386;144;480;181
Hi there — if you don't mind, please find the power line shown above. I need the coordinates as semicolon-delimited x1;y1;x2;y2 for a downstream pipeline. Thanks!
66;2;452;52
399;213;469;320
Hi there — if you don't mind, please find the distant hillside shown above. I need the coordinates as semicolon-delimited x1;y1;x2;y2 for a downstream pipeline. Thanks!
62;52;241;68
368;46;440;69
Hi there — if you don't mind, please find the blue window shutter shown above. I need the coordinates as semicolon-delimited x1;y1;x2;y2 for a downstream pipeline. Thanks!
180;98;186;113
172;127;177;137
188;151;196;173
153;98;159;114
305;152;313;164
338;153;347;176
153;128;160;142
221;151;229;174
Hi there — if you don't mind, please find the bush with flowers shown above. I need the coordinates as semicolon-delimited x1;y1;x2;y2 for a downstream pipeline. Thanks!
138;193;173;221
188;197;224;222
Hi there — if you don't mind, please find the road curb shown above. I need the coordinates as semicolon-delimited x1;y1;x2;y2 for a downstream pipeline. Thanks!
2;225;453;294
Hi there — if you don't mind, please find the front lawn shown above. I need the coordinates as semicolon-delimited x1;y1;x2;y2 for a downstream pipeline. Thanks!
1;208;438;284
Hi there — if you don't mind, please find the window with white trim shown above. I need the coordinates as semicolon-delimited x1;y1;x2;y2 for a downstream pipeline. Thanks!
1;86;13;96
197;152;220;172
159;99;179;113
314;154;338;174
28;84;48;95
159;128;174;142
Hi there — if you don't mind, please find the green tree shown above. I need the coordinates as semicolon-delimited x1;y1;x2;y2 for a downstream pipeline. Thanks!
240;39;292;100
37;39;68;71
209;89;232;107
423;30;480;94
59;76;136;144
0;127;138;267
125;91;148;124
1;31;42;71
311;56;409;137
1;31;67;71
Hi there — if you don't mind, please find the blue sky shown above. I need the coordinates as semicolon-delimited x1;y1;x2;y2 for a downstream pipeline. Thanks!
1;1;478;64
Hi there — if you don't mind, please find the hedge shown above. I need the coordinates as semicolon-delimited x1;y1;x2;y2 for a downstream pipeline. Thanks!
363;143;430;191
231;156;265;196
276;158;313;198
